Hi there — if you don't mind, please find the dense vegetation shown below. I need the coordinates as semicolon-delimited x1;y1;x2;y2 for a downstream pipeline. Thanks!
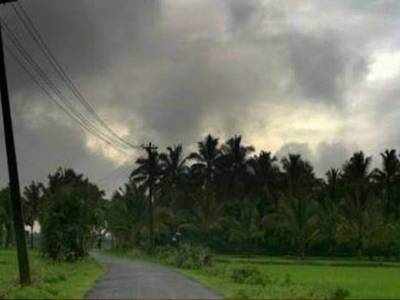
1;134;400;260
106;135;400;259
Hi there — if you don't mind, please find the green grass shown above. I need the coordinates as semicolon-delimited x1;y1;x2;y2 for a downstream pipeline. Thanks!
180;255;400;299
104;249;400;299
0;249;104;299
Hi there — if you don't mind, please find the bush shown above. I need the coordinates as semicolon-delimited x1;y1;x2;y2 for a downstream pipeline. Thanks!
40;187;93;261
328;287;350;300
155;244;213;269
230;266;268;285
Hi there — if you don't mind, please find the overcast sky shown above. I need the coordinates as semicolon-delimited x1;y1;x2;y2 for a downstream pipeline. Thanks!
0;0;399;192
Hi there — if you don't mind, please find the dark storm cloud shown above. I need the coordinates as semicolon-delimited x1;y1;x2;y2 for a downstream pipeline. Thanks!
225;0;262;31
1;0;159;187
134;42;283;145
288;31;368;104
369;80;400;151
21;0;158;72
0;0;398;190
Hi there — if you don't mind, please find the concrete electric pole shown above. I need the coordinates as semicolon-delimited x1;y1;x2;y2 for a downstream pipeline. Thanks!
0;0;31;285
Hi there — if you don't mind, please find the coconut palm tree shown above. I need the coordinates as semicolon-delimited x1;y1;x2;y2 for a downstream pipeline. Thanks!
221;135;254;175
160;145;187;182
326;168;342;202
373;149;400;217
220;135;255;198
159;144;188;209
130;143;162;251
281;154;316;199
341;151;372;207
276;154;319;258
340;151;374;256
188;134;221;187
248;151;281;207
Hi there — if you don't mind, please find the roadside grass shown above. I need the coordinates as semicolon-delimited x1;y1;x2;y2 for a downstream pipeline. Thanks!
0;249;104;299
181;255;400;299
106;249;400;299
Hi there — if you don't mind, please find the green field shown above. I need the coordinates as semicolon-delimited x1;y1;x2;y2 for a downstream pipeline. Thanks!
179;255;400;299
0;250;104;299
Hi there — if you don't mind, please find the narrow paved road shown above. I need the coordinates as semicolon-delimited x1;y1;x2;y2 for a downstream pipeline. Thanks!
87;253;221;300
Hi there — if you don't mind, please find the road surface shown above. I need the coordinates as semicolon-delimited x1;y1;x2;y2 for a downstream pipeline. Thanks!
87;253;221;300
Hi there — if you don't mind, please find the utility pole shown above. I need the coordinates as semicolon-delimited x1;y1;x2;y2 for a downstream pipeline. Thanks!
0;0;31;285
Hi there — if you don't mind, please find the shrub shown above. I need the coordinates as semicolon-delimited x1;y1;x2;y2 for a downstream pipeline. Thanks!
155;244;213;269
283;273;293;286
230;266;268;285
40;187;93;261
328;287;350;300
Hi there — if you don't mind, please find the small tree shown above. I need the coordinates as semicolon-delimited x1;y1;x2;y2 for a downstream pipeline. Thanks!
40;186;93;261
40;168;104;261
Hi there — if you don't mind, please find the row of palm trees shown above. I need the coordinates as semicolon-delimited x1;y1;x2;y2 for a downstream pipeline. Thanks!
2;134;399;257
107;134;400;258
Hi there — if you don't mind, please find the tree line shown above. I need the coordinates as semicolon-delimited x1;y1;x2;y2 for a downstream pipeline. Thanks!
1;134;400;260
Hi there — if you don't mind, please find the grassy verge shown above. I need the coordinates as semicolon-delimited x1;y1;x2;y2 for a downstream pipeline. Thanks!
181;255;400;299
0;249;104;299
106;249;400;299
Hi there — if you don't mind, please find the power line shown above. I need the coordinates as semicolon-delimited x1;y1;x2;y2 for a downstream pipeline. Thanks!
3;40;125;155
4;30;128;154
4;33;139;187
12;2;141;150
0;17;133;154
1;5;154;189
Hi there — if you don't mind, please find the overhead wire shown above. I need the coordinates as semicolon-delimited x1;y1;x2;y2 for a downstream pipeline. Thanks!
12;2;141;150
0;4;156;187
0;18;132;154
